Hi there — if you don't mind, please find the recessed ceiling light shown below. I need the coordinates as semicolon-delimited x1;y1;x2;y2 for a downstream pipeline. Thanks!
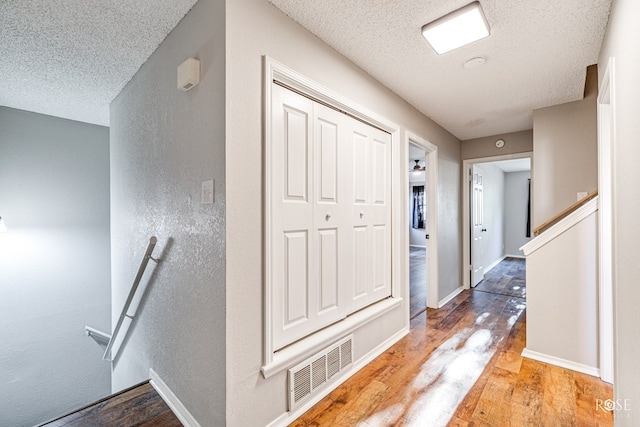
421;2;491;55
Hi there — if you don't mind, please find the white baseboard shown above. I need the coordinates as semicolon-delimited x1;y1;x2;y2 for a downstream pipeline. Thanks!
438;286;464;308
506;254;525;259
521;348;600;377
149;368;201;427
266;326;410;427
409;244;427;248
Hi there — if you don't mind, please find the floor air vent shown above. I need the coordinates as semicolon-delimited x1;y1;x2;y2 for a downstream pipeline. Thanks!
288;335;353;411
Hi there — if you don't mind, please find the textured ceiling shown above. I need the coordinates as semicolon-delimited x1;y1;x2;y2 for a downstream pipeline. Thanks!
0;0;198;126
491;158;531;173
0;1;611;135
270;0;611;140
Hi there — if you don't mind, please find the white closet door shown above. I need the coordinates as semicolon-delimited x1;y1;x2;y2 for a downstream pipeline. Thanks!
271;85;315;350
348;120;392;312
270;84;392;350
271;86;347;349
313;103;350;324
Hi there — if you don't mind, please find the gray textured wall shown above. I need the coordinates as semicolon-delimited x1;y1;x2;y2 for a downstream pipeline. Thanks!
532;77;597;228
504;171;531;256
109;0;226;424
0;107;111;426
461;130;533;160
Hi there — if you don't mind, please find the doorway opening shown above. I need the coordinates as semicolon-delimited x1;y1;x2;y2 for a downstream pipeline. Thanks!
409;144;427;318
462;153;532;290
406;133;438;318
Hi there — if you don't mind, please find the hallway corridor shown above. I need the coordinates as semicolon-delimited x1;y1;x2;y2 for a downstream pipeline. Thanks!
291;258;612;426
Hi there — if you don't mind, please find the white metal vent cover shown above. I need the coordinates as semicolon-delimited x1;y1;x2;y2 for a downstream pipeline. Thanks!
288;335;354;411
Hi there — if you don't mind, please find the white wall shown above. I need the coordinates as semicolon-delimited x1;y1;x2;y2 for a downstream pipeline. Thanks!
109;0;226;424
598;0;640;423
504;171;531;256
474;162;505;270
0;107;111;426
225;0;461;425
523;210;598;373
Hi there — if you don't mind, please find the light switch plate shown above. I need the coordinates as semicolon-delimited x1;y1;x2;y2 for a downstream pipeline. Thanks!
202;180;214;204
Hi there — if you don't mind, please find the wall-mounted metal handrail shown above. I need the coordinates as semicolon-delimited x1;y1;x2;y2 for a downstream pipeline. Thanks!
85;326;112;345
103;236;159;361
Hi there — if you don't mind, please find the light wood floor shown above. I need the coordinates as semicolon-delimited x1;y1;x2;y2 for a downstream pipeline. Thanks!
409;246;427;319
291;259;613;427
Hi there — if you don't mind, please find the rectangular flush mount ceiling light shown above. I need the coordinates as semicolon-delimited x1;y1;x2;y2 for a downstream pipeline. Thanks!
421;1;490;54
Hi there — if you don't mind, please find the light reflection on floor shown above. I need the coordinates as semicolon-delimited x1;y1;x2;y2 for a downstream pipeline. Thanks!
360;303;526;427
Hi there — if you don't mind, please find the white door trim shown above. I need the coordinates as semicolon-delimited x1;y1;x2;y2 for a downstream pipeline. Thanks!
597;57;615;384
406;132;439;309
462;152;533;289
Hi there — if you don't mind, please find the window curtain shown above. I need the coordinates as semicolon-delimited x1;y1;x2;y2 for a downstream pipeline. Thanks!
526;178;531;238
412;185;425;229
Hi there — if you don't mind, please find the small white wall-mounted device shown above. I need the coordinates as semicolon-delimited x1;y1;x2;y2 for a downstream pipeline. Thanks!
202;180;214;204
177;58;200;91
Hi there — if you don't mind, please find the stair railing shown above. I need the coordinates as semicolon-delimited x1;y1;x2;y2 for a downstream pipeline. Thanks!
102;236;159;361
533;190;598;236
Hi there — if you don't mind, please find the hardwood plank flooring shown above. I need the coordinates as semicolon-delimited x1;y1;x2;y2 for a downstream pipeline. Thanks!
290;258;613;427
409;246;427;319
39;381;182;427
474;257;526;299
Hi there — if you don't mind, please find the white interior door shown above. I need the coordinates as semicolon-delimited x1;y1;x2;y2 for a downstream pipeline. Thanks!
472;166;485;287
